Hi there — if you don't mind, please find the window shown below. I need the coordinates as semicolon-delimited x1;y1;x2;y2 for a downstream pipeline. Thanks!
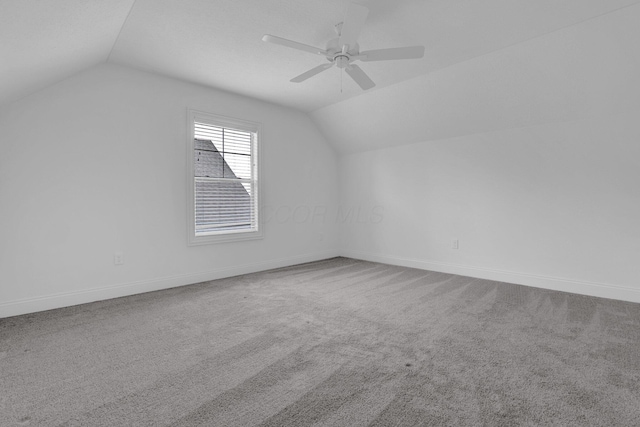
187;110;261;245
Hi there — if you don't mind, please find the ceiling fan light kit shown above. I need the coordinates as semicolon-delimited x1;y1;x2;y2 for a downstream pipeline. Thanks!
262;2;425;91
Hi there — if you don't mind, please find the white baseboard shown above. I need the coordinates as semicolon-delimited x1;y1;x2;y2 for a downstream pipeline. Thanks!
341;250;640;304
0;251;339;318
4;249;637;318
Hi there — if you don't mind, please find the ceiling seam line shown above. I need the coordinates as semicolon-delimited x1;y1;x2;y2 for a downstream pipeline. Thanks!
106;0;138;63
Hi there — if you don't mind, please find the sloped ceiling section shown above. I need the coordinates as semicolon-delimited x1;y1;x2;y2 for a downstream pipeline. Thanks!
0;0;135;106
311;2;640;152
2;0;640;153
108;0;639;112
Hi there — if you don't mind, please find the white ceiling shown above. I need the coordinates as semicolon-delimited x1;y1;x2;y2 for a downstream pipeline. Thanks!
2;0;640;152
314;1;640;152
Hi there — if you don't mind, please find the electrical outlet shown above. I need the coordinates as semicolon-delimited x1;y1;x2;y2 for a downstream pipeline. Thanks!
452;239;459;250
114;252;124;265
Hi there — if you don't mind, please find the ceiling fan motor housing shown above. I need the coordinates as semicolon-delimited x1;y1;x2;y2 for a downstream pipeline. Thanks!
326;38;359;67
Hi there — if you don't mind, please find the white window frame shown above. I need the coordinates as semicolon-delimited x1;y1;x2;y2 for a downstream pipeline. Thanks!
187;109;262;245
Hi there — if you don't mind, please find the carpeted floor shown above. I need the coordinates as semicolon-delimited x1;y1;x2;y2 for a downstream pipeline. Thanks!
1;257;640;426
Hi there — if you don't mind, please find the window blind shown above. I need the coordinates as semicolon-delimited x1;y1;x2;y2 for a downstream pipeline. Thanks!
194;121;257;236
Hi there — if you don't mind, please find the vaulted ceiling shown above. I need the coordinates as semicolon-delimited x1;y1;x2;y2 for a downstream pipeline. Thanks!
2;0;640;152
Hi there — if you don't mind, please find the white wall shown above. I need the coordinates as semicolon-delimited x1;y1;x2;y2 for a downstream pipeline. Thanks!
339;109;640;302
2;58;639;317
0;63;339;317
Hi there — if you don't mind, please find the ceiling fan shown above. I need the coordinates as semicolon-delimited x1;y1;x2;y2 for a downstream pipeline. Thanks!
262;2;425;91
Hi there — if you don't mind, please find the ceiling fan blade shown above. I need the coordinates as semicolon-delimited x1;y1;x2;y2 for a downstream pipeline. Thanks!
290;63;334;83
359;46;425;62
262;34;328;56
338;3;369;51
345;64;375;90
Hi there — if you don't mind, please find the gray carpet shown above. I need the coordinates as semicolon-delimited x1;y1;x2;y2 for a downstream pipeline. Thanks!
1;257;640;426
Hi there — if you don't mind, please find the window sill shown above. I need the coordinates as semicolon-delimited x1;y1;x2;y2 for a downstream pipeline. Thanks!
187;229;263;246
